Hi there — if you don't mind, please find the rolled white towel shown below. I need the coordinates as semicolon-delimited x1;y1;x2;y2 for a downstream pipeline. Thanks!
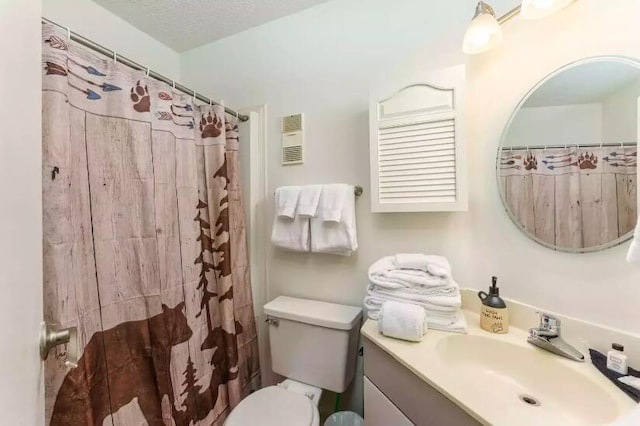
393;254;452;278
377;301;427;342
366;300;467;335
627;218;640;266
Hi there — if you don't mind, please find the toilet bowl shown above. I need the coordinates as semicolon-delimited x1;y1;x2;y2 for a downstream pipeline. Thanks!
224;296;362;426
224;380;321;426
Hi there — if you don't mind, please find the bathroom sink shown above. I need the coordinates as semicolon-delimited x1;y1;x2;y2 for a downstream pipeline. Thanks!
436;335;621;425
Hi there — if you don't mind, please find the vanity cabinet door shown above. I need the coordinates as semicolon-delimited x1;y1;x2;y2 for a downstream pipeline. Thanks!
364;377;414;426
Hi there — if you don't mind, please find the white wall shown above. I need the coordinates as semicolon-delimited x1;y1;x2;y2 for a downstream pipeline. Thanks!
0;0;44;423
42;0;181;80
602;78;640;144
504;103;603;147
179;0;640;414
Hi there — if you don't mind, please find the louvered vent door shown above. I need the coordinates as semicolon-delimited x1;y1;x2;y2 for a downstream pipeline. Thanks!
369;66;467;212
378;118;456;204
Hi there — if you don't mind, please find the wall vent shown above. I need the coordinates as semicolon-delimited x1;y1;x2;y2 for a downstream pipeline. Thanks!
281;113;304;165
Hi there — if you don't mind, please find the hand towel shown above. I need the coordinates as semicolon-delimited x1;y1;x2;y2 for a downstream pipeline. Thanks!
318;184;349;222
393;254;452;278
275;186;301;218
310;186;358;255
297;185;322;217
271;214;309;252
369;256;450;288
377;301;427;342
627;217;640;265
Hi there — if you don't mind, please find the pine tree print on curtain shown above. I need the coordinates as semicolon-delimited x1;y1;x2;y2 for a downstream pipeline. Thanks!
42;22;259;426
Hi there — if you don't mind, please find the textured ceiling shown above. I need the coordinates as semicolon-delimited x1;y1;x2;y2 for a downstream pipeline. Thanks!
93;0;332;51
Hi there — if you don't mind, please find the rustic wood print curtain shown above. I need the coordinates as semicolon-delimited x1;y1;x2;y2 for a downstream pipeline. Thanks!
42;23;259;425
499;146;637;249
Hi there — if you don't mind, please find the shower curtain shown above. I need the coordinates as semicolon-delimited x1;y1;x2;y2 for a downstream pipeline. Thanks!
42;23;259;425
499;146;637;249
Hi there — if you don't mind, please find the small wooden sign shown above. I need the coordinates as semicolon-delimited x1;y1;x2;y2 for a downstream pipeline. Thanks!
480;306;509;334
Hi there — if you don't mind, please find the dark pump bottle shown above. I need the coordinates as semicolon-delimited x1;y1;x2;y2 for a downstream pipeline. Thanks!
478;276;509;334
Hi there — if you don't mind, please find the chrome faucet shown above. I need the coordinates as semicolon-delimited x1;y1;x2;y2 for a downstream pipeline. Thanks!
527;312;584;362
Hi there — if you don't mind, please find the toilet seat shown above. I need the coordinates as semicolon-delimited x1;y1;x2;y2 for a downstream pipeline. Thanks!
224;385;319;426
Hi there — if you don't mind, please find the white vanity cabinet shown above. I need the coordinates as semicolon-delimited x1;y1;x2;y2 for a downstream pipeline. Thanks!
362;337;480;426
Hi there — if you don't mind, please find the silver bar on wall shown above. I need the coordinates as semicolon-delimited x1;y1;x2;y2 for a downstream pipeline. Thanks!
502;142;637;150
274;186;364;196
41;17;249;122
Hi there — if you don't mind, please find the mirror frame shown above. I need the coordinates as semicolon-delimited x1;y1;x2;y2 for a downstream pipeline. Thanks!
496;55;640;253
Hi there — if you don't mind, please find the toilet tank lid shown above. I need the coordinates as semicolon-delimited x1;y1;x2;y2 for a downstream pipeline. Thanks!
264;296;362;330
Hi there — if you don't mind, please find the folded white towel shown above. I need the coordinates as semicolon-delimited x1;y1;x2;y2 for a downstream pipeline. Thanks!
426;310;467;334
369;280;459;296
275;186;301;218
271;215;309;252
394;254;452;278
369;257;449;289
318;184;349;222
365;283;461;312
377;301;427;342
311;186;358;255
627;217;640;265
297;185;322;217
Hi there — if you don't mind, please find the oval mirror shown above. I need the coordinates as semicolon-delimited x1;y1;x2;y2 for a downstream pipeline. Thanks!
497;57;639;253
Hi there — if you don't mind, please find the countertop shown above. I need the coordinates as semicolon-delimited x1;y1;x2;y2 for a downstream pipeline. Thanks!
361;311;637;426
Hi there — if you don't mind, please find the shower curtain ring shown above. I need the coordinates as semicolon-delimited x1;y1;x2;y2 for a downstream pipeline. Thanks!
113;50;117;64
192;90;196;102
146;67;150;77
172;80;175;91
66;27;71;42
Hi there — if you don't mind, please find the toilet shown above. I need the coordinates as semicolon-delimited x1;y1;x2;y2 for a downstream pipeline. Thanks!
225;296;362;426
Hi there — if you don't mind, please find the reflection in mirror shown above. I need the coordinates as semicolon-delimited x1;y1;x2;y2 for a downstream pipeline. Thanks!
498;58;639;252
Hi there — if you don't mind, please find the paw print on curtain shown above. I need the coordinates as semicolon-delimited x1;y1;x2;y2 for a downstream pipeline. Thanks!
130;80;150;112
578;152;598;169
524;153;538;170
200;111;223;138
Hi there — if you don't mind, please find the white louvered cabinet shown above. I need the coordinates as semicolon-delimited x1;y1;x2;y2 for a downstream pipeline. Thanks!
369;65;468;212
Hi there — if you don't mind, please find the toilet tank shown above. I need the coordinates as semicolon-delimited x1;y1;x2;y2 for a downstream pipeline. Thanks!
264;296;362;393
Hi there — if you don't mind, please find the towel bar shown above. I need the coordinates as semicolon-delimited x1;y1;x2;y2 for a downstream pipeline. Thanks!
274;185;364;196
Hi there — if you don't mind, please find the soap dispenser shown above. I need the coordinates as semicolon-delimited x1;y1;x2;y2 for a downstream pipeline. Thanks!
478;276;509;334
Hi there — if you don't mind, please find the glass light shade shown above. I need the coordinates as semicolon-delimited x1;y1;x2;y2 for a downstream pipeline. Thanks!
462;13;503;54
520;0;574;20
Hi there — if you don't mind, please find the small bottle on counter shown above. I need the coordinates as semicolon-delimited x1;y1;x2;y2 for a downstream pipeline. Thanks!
478;276;509;334
607;343;628;375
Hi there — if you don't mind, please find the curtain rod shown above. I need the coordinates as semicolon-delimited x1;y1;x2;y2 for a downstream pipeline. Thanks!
502;142;637;150
42;17;249;122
